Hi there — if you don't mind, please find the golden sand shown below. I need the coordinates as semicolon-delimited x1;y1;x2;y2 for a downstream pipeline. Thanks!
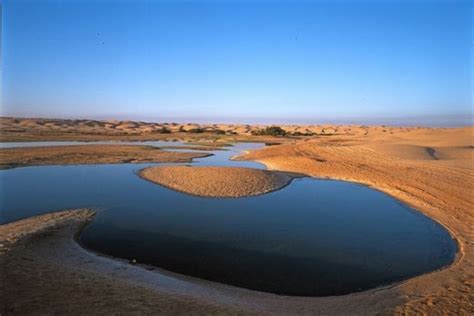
139;166;293;197
2;117;445;142
239;126;474;315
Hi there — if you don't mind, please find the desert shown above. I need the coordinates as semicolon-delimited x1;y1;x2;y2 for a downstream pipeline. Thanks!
0;118;472;314
2;1;472;314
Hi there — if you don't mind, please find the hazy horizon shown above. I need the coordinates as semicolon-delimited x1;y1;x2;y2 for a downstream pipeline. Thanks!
2;0;472;126
3;112;472;127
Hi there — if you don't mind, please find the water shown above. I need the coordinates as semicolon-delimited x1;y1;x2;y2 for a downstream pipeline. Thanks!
0;142;457;296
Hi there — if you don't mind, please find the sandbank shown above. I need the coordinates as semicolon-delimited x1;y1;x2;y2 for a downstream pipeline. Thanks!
0;145;211;169
139;166;295;197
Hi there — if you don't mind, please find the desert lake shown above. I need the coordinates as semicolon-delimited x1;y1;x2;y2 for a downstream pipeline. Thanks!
0;142;457;296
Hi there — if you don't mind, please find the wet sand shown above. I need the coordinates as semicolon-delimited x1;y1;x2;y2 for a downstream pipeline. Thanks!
139;166;295;197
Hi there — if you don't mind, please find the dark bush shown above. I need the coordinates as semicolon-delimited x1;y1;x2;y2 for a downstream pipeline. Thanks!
290;131;314;136
252;126;287;136
187;128;204;133
267;126;286;136
153;127;171;133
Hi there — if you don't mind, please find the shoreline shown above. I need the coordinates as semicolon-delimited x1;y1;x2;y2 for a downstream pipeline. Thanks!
75;206;458;298
255;159;465;281
137;166;305;198
238;133;473;314
0;210;252;315
0;193;458;316
0;183;466;314
0;144;213;169
0;209;403;315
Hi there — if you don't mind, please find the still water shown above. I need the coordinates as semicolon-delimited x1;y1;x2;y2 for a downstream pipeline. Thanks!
0;142;456;296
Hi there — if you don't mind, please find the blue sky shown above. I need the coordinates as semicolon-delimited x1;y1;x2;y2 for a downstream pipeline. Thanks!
2;0;472;125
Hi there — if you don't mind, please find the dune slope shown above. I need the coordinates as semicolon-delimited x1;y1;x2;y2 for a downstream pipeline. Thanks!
240;127;474;315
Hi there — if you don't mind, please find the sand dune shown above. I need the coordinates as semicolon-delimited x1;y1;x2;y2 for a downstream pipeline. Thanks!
366;143;441;161
239;127;473;315
1;117;423;141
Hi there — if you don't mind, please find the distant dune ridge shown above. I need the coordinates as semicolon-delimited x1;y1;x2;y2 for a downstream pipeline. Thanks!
1;116;462;142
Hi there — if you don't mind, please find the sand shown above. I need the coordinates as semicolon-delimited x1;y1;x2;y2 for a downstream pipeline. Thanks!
239;126;474;315
139;166;294;197
0;145;211;169
1;121;473;314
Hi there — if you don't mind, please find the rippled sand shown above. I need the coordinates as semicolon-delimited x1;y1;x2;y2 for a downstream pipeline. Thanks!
240;126;474;314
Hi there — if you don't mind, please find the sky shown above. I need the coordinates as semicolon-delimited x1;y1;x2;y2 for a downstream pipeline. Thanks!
2;0;472;126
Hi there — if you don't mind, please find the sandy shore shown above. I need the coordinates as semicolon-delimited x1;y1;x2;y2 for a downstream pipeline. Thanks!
0;209;407;315
0;145;211;169
239;126;474;314
139;166;295;197
0;210;249;315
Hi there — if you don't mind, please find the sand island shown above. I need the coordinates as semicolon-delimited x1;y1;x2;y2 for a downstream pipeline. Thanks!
139;165;295;197
0;145;211;169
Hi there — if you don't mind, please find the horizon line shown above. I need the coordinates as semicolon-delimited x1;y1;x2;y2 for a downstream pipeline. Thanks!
1;114;472;128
